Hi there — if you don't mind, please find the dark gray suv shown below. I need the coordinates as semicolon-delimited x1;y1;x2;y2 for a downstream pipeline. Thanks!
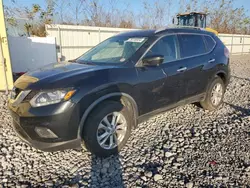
8;27;230;157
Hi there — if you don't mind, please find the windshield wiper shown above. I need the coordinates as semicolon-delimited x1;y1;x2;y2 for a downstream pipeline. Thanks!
68;59;94;65
74;59;95;65
81;61;95;65
68;59;76;62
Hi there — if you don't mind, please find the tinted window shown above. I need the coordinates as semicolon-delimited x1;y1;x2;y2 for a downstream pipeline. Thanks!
179;34;206;58
145;35;178;63
204;35;216;51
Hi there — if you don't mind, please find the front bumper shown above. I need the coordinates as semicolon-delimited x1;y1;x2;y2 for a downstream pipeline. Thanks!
12;120;81;152
8;101;81;152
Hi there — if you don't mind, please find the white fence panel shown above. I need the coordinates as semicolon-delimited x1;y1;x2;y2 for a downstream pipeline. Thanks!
46;24;250;61
8;36;57;73
218;34;250;54
46;24;136;60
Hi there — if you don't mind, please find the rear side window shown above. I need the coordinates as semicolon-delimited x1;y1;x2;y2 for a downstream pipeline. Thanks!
145;35;178;63
204;35;216;51
179;34;206;58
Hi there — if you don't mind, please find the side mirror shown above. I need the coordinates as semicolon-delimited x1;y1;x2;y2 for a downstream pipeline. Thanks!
172;18;175;24
142;55;164;67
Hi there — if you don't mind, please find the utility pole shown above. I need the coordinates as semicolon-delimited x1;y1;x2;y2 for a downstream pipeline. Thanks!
0;0;14;92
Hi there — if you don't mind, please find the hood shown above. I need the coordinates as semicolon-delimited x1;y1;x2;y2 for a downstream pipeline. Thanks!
14;62;112;90
28;62;99;80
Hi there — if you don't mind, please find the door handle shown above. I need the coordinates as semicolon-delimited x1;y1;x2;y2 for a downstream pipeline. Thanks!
208;59;215;63
177;67;187;72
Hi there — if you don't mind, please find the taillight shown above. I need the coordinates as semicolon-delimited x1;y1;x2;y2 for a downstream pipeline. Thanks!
224;47;229;58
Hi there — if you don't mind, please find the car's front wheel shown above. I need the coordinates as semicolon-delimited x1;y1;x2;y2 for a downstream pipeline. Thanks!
200;76;225;111
82;101;132;157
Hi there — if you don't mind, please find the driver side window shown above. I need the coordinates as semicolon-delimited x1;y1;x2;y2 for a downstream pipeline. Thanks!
145;35;178;63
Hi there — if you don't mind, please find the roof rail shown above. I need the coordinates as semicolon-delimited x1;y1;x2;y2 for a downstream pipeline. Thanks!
155;25;203;33
155;26;170;33
173;25;203;30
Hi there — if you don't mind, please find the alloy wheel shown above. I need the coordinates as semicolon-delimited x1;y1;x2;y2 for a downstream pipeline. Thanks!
211;83;223;106
96;112;127;150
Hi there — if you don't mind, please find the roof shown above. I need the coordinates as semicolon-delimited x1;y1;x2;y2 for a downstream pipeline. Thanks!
115;27;212;38
177;12;208;16
116;29;156;37
158;27;212;35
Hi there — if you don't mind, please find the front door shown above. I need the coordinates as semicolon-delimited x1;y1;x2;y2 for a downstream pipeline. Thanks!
135;65;168;115
136;34;185;114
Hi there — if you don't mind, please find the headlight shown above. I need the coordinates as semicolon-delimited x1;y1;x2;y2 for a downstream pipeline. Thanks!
30;89;76;107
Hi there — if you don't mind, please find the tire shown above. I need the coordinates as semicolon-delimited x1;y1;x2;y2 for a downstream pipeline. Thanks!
82;101;132;157
200;76;225;111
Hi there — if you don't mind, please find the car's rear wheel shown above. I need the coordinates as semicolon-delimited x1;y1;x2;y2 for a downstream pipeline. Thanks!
200;76;225;111
82;101;132;157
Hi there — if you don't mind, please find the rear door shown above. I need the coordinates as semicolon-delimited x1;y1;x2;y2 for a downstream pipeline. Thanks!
177;34;209;100
203;35;217;67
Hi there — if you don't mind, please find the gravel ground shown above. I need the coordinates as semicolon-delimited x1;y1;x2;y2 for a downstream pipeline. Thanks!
1;55;250;187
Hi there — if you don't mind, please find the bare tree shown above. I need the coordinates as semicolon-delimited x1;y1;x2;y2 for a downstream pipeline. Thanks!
175;0;250;34
139;0;174;29
204;0;250;34
4;0;55;36
4;0;250;34
68;0;86;24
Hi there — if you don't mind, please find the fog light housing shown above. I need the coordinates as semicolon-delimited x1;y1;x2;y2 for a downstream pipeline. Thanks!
35;127;58;138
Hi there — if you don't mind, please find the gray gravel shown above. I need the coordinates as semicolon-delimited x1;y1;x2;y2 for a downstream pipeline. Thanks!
1;55;250;187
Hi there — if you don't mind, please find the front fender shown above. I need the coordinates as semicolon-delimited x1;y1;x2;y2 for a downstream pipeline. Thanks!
76;91;138;139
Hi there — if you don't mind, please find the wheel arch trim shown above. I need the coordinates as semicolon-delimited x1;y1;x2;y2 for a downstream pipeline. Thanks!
215;70;226;77
77;92;138;139
203;70;227;100
215;69;230;85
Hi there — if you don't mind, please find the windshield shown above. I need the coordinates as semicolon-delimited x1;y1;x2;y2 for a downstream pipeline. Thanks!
178;15;194;26
178;14;206;28
196;14;206;28
77;36;147;64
